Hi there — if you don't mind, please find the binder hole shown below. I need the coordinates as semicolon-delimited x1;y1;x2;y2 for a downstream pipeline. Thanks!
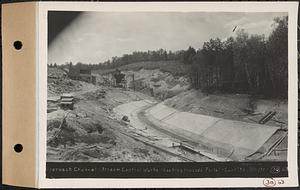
14;144;23;153
13;41;23;50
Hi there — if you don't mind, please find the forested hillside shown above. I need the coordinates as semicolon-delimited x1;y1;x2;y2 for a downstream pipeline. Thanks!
53;16;288;99
188;16;288;98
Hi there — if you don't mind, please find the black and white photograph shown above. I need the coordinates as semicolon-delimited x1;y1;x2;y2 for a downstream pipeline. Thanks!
46;10;289;165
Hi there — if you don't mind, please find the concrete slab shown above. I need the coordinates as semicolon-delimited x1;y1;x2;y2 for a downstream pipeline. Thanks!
164;112;220;135
113;100;150;118
149;103;176;120
114;100;280;161
203;119;278;150
202;119;279;160
148;103;280;161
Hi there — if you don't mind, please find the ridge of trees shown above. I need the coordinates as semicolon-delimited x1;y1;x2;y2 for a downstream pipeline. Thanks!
51;49;186;71
50;16;288;98
188;16;288;98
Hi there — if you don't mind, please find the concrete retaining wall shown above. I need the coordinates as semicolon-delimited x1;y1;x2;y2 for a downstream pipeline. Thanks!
147;103;279;160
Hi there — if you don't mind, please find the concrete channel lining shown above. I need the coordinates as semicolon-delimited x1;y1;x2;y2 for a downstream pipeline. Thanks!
202;119;278;151
114;101;280;160
165;112;221;135
149;103;177;121
113;100;153;119
148;103;280;160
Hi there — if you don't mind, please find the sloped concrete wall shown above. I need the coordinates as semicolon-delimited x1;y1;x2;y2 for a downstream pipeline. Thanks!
147;103;279;160
113;100;151;118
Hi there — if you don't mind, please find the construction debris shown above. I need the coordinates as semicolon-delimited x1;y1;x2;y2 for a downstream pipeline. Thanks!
60;93;74;110
48;67;84;97
250;131;287;160
122;115;130;122
47;97;60;113
47;107;58;113
47;114;76;148
259;111;276;124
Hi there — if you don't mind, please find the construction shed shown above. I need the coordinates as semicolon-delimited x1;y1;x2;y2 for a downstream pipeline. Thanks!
68;65;96;84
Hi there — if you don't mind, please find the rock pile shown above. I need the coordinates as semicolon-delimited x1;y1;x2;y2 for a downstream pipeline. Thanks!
48;67;84;96
48;79;83;96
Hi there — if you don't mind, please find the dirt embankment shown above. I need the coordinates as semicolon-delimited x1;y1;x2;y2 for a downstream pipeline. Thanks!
96;68;190;100
124;69;190;100
47;87;179;162
163;89;288;128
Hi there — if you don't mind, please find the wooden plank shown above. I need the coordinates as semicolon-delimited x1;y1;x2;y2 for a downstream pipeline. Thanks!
259;111;276;124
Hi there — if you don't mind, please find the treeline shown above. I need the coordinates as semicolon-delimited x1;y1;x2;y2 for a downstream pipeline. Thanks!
97;49;186;70
187;16;288;98
52;49;186;71
51;16;288;98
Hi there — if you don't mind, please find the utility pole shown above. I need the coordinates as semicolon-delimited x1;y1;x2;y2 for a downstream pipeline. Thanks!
132;74;135;91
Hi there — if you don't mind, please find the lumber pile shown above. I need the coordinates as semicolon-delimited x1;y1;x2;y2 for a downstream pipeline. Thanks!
60;93;74;110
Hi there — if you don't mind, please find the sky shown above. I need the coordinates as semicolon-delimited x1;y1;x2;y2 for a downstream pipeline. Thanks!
48;12;287;65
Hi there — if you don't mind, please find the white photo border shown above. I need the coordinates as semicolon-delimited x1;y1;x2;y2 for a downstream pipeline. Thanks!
37;1;298;188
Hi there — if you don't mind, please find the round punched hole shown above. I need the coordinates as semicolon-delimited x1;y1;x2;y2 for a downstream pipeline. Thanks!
13;41;23;50
14;144;23;153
